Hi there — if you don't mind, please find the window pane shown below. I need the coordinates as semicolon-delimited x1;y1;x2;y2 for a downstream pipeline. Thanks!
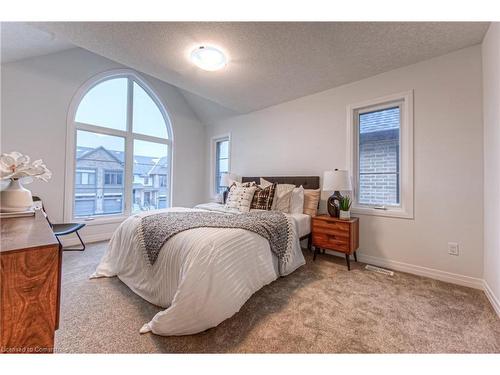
218;159;229;174
218;140;229;159
214;139;230;194
74;130;125;217
132;82;168;139
133;139;169;212
75;78;128;131
358;106;400;206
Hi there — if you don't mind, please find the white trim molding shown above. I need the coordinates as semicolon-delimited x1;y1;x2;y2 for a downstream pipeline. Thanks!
346;90;414;219
324;250;499;314
357;253;484;289
210;133;231;199
64;68;174;225
323;250;483;289
483;280;500;317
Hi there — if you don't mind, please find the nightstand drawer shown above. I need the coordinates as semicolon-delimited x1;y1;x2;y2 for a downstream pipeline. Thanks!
312;232;349;252
312;221;350;236
311;215;359;269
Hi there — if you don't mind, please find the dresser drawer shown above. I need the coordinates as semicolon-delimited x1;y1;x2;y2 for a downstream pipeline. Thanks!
312;232;349;252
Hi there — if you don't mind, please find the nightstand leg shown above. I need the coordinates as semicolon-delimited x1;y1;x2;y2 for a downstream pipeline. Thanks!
353;251;357;262
345;253;351;271
313;247;318;261
307;235;312;251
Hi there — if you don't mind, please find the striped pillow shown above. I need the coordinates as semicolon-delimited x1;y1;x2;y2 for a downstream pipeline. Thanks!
251;183;276;210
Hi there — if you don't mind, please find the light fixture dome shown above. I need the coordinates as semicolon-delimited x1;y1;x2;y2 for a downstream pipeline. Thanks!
190;46;227;71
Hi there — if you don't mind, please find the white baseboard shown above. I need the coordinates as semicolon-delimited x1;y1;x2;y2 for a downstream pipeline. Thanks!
323;250;484;289
483;280;500;317
357;253;484;289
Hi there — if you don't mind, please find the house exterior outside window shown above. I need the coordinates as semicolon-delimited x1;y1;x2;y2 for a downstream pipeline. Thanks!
66;70;173;222
347;91;414;219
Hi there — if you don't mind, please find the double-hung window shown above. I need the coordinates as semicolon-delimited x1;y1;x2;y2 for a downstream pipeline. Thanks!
213;135;230;195
348;91;414;218
66;70;173;222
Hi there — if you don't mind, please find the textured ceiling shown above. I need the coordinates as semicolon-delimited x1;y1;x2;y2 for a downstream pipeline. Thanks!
32;22;489;117
0;22;74;63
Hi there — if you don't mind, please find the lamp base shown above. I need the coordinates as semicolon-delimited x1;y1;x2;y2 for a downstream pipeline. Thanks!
223;188;230;204
327;191;342;218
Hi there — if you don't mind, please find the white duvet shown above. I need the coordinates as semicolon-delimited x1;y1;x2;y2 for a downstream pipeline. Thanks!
91;204;306;336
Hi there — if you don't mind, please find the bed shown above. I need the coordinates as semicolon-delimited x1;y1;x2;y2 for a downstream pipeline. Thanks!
91;176;319;336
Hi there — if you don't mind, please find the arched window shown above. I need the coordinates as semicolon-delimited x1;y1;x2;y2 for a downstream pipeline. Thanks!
65;70;173;221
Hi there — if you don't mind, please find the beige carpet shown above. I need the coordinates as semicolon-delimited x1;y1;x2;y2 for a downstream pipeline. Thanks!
55;241;500;353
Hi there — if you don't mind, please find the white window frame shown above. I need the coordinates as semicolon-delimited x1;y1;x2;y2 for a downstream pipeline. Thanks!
210;133;231;198
64;69;174;225
347;90;414;219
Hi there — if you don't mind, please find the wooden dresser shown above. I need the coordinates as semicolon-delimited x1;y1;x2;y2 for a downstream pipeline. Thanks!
311;215;359;270
1;210;62;354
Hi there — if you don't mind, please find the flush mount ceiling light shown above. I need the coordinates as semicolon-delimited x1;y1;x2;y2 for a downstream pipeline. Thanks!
190;46;227;71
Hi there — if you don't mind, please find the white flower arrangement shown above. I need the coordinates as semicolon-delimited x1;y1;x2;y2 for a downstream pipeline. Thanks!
0;151;52;182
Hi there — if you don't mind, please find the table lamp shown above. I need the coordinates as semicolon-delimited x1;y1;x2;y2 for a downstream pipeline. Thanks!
220;172;240;203
323;169;352;217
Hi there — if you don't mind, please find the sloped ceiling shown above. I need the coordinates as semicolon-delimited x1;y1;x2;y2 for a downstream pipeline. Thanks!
0;22;74;63
21;22;492;123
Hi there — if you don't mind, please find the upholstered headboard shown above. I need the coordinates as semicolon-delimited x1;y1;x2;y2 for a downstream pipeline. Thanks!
241;176;320;190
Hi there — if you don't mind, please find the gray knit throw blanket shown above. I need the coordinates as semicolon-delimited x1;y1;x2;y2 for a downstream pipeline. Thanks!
136;210;295;274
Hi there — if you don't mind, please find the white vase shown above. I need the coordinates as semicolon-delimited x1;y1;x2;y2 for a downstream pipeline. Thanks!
339;210;351;220
0;179;33;212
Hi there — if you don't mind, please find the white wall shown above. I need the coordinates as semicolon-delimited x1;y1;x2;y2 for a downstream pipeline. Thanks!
482;23;500;314
1;48;207;241
207;45;484;286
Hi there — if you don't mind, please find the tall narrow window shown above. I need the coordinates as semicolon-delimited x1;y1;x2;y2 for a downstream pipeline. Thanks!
213;136;230;195
68;71;173;221
348;91;413;218
358;105;401;207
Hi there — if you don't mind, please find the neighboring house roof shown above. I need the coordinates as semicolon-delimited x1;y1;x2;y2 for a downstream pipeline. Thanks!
134;155;156;176
76;146;124;164
76;146;167;176
148;156;168;175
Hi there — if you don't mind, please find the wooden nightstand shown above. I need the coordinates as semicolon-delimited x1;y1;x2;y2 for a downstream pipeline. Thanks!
311;215;359;270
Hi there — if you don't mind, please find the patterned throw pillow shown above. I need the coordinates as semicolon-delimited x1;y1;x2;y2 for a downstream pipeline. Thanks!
260;178;296;212
251;183;276;210
224;183;257;212
303;188;321;216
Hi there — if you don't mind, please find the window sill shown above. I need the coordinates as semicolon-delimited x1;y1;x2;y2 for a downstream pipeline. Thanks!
73;215;128;226
352;206;414;220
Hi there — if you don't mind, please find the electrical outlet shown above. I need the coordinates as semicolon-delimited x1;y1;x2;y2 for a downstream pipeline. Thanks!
448;242;459;256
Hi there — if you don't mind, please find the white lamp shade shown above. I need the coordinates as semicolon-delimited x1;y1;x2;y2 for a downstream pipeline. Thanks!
220;172;240;187
323;170;352;192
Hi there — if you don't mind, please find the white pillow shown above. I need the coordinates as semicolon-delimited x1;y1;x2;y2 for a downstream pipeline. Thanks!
231;181;252;188
224;184;257;212
289;186;305;214
260;178;273;188
261;178;295;212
